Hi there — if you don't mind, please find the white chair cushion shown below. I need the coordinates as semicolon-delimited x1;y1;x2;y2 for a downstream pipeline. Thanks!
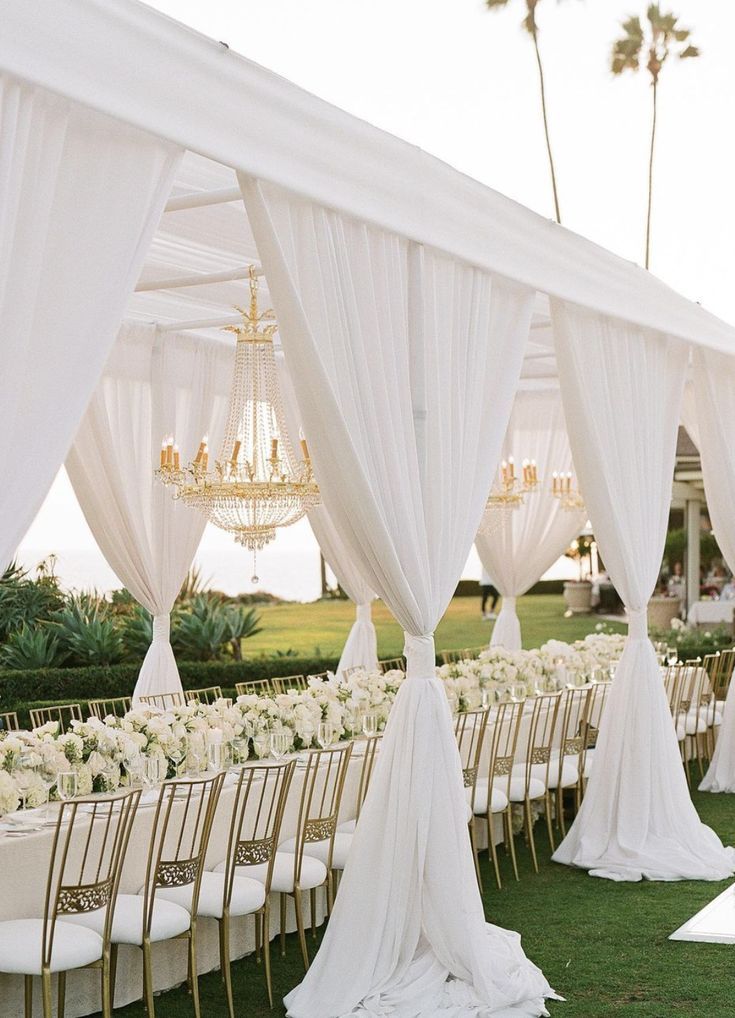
65;894;191;945
512;760;579;791
279;833;352;871
470;780;509;815
154;871;266;919
337;818;357;834
677;714;707;739
0;918;103;974
213;850;327;893
508;775;546;802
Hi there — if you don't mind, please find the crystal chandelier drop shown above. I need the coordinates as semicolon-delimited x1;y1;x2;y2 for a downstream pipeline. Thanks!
551;471;585;512
156;268;320;582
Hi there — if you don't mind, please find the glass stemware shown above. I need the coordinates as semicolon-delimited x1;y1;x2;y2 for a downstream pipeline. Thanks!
57;770;78;802
231;737;249;766
144;755;166;790
362;712;378;737
14;754;38;813
317;721;335;749
270;731;290;760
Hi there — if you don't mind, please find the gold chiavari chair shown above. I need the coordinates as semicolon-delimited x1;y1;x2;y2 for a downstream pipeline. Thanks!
440;649;463;665
337;734;383;835
511;692;561;872
108;774;225;1017
712;647;735;708
209;761;296;1012
473;700;524;888
454;707;490;890
674;663;705;786
0;789;141;1018
137;690;186;711
276;744;354;968
0;710;19;732
235;678;273;697
29;703;83;733
378;657;405;674
554;687;590;835
684;665;715;778
580;681;612;790
271;675;308;694
663;665;684;717
306;672;329;684
87;696;132;721
185;685;223;706
341;665;366;680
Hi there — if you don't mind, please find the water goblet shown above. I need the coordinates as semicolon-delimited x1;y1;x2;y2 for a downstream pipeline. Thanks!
231;737;249;766
270;731;290;761
56;770;78;802
207;742;224;772
14;754;38;813
144;755;166;790
317;722;335;750
362;712;378;737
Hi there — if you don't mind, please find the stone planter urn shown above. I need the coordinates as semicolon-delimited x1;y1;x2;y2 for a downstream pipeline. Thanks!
647;595;682;631
563;580;593;615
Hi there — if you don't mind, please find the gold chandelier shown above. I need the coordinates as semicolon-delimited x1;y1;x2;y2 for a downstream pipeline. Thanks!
156;268;320;581
551;471;585;512
478;457;538;535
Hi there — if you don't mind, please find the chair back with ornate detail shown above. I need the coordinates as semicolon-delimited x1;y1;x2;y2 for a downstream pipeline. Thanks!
185;685;223;706
663;666;684;718
485;700;524;807
235;679;273;697
291;745;353;888
220;761;295;910
557;688;590;773
29;703;84;733
271;675;308;694
378;658;405;674
87;696;132;721
138;691;186;712
712;648;735;704
353;735;382;823
44;790;141;970
517;693;561;796
0;711;19;732
454;707;490;811
140;774;225;936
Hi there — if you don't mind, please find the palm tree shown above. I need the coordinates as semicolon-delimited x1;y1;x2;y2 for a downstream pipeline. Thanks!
485;0;563;223
611;5;699;269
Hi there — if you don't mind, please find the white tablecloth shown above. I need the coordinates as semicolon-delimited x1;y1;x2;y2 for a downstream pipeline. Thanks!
687;601;735;627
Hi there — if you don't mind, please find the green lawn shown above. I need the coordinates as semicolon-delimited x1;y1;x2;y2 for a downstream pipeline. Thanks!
103;778;735;1018
244;594;625;659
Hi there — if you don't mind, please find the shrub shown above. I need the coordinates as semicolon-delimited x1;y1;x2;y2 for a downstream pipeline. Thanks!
0;560;65;642
48;598;126;667
0;626;68;671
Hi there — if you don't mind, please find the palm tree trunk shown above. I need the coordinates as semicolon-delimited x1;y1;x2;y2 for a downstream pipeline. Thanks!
531;26;561;224
645;79;658;270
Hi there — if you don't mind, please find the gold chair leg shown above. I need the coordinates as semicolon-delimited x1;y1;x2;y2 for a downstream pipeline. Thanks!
189;924;201;1018
525;799;539;874
101;952;112;1018
263;901;274;1009
280;893;287;957
557;787;567;837
503;810;519;882
143;938;155;1017
41;969;53;1018
219;915;234;1018
487;814;502;890
310;887;317;939
24;974;32;1018
326;872;335;915
110;943;118;1011
544;792;556;852
58;969;67;1018
293;889;310;971
468;819;483;892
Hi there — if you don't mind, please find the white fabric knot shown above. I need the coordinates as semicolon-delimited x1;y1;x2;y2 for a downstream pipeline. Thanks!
356;602;372;624
152;612;171;642
403;632;436;679
501;596;517;612
627;607;648;641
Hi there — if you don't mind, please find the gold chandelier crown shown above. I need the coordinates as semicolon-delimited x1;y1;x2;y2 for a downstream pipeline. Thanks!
156;267;320;581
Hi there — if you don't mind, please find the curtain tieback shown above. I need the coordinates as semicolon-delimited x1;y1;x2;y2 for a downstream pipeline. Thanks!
501;596;517;612
403;632;436;680
152;613;171;642
356;603;372;624
626;607;648;641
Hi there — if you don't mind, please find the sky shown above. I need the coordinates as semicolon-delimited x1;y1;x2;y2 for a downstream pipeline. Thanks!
17;0;735;601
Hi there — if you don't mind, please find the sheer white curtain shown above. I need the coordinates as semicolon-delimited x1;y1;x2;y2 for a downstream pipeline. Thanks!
0;74;180;570
243;176;554;1018
477;387;585;650
551;300;734;881
277;353;378;675
67;325;232;699
691;349;735;792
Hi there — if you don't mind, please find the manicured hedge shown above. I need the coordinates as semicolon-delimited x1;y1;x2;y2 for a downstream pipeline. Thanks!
454;579;566;597
0;655;342;714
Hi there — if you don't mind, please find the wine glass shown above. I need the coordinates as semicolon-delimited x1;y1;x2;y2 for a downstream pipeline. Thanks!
168;744;185;779
207;741;224;772
14;754;38;814
144;755;166;790
362;712;378;737
57;770;78;803
231;737;249;766
317;722;335;750
270;731;290;761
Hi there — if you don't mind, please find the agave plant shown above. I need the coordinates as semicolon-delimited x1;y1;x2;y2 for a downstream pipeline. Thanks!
221;604;262;661
611;5;699;268
0;560;65;643
119;605;154;660
171;594;262;662
0;625;68;671
485;0;568;222
49;597;125;667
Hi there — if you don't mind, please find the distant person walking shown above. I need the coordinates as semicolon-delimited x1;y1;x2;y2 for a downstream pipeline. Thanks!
480;568;499;620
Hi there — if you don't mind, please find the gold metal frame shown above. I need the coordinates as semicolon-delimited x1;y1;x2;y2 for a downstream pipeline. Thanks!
29;703;83;733
18;790;141;1018
87;696;132;720
0;710;19;732
217;760;295;1013
555;687;591;836
138;690;186;711
454;707;490;890
185;685;223;705
377;657;405;674
235;678;273;697
271;675;308;695
517;693;561;873
478;700;524;888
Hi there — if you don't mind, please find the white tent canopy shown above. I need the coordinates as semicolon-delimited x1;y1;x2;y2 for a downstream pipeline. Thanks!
3;2;735;1016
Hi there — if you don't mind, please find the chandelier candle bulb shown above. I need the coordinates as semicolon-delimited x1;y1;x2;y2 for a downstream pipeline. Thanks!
231;439;241;465
173;444;180;470
300;437;310;462
160;441;167;468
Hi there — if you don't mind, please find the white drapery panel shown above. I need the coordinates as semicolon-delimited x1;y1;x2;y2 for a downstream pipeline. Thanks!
0;74;180;570
242;176;553;1018
477;388;585;651
66;325;232;700
277;353;379;675
550;301;733;881
692;350;735;792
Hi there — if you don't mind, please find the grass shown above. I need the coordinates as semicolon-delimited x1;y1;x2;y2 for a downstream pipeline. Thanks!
243;594;626;659
101;778;735;1018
